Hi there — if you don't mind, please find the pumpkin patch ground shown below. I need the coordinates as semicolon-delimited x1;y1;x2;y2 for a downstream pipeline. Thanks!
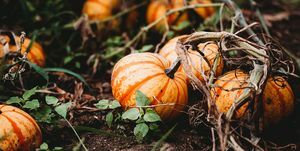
0;0;300;150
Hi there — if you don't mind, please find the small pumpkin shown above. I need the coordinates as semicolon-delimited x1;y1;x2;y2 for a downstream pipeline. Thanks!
211;70;295;127
111;53;188;119
0;104;42;151
159;36;223;83
189;0;215;19
0;36;46;67
82;0;120;27
146;0;189;31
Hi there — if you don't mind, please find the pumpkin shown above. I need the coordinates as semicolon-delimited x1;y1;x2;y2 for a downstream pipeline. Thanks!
0;104;42;151
0;36;46;67
111;53;188;119
146;0;189;31
82;0;120;27
189;0;215;19
159;36;223;83
211;70;295;127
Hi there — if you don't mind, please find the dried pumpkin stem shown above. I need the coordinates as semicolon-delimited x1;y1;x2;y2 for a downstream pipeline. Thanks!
165;58;181;79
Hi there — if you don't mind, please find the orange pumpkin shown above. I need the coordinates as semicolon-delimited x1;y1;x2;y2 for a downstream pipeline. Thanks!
189;0;215;19
146;0;189;31
111;53;188;119
82;0;120;21
0;36;46;67
159;36;223;83
0;105;42;151
262;76;294;127
211;70;295;127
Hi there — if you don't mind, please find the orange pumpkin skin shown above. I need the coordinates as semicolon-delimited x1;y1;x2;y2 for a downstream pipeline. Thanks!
262;76;294;127
211;70;250;118
82;0;120;26
189;0;215;19
0;105;42;151
211;71;295;127
146;0;189;31
111;53;188;119
159;36;223;83
0;36;46;67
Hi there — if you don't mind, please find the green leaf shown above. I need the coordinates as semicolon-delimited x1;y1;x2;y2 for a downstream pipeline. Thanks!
33;106;54;123
23;99;40;110
53;147;64;151
26;61;49;82
172;21;190;31
39;142;49;150
109;100;121;109
149;123;159;131
45;96;59;106
94;100;109;110
134;123;149;141
6;97;22;105
106;112;114;128
44;68;88;86
55;102;72;119
136;90;150;106
122;108;140;121
143;109;161;122
22;87;37;100
136;45;153;53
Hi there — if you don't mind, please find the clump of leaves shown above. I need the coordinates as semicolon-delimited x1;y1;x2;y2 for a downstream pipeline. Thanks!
6;87;71;123
94;99;121;128
121;90;161;142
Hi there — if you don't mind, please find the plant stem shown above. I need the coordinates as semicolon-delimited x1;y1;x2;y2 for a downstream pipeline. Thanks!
65;119;88;151
165;58;181;79
103;3;224;59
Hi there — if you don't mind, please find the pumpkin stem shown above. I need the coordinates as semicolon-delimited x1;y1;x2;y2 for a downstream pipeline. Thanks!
165;58;181;79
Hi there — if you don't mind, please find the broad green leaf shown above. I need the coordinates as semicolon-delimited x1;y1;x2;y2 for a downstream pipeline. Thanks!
121;108;140;120
33;106;53;123
22;87;37;100
6;97;22;105
55;102;72;119
44;68;88;86
134;123;149;141
143;109;161;122
23;99;40;110
136;90;150;106
106;112;113;128
136;45;153;53
109;100;121;109
45;96;59;106
94;100;109;109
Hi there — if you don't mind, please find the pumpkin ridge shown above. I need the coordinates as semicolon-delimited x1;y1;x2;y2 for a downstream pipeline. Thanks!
119;73;165;106
269;80;286;115
168;80;181;118
7;110;42;143
149;53;166;68
1;114;25;149
154;78;170;105
112;60;163;78
215;75;247;96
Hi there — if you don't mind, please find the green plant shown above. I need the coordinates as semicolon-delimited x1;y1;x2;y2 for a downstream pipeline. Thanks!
121;90;161;142
94;99;121;128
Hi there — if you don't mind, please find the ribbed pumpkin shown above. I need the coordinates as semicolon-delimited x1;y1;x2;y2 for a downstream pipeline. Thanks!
211;70;250;118
211;70;295;127
111;53;188;119
189;0;215;19
146;0;189;31
0;36;46;67
82;0;120;27
159;36;223;83
262;76;294;127
0;105;42;151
